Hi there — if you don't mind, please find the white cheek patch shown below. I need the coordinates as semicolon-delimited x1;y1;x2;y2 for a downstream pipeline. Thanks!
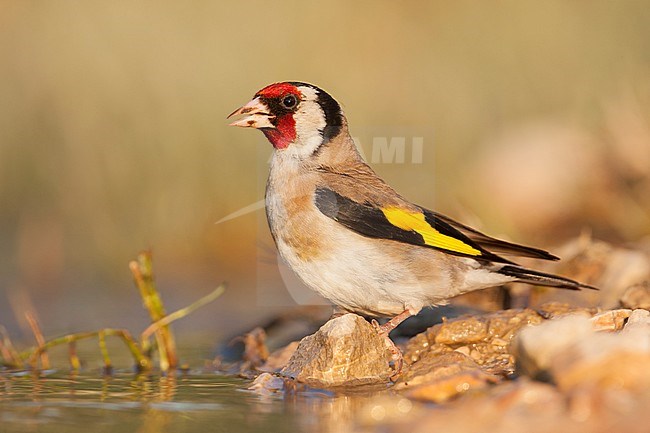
283;87;327;160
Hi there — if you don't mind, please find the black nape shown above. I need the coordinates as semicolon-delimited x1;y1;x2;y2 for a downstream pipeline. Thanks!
289;82;343;144
316;90;343;144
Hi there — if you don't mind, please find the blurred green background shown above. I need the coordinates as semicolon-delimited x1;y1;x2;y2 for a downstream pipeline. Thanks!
1;1;649;343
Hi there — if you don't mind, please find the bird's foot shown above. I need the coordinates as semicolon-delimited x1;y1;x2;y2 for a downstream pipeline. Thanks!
371;319;404;380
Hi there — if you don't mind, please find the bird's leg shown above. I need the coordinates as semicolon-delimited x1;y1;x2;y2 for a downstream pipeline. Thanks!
371;309;414;379
377;309;414;335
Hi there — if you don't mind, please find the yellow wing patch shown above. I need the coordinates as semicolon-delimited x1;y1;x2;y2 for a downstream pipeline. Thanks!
381;207;482;256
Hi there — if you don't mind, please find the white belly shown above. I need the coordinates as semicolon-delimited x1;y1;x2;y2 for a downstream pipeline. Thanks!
271;206;463;316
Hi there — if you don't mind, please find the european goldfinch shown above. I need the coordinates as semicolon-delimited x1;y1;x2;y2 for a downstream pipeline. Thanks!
228;82;595;348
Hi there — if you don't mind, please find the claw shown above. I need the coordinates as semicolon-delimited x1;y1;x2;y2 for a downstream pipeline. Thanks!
372;319;404;378
370;309;418;378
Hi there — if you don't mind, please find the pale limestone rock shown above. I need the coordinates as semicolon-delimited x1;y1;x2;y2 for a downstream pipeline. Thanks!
623;308;650;333
511;314;593;379
280;313;393;387
513;312;650;394
554;348;650;393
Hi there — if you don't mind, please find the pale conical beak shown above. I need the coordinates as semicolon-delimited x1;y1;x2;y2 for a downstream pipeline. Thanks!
227;97;275;129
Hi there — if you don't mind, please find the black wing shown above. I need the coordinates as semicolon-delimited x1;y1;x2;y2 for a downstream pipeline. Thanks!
314;187;515;264
429;211;559;260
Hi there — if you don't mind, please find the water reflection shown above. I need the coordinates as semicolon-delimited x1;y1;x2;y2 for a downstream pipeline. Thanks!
0;371;406;433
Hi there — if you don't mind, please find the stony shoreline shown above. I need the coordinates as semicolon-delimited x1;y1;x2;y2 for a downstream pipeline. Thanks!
233;238;650;432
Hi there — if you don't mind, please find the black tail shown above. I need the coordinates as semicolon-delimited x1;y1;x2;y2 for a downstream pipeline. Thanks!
497;265;598;291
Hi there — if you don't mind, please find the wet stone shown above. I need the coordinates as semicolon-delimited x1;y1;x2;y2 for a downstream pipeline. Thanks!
395;351;499;403
404;308;545;376
248;372;286;394
434;316;488;345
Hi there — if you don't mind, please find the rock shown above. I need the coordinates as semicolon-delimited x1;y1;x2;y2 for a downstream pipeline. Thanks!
389;305;485;339
621;282;650;310
511;314;593;380
554;346;650;394
258;341;299;372
589;309;632;331
623;309;650;332
551;323;650;396
394;351;499;403
371;380;570;433
434;316;488;345
248;372;286;394
402;332;433;365
404;308;544;376
280;313;393;387
248;371;319;395
597;248;650;308
534;237;650;309
373;379;650;433
512;312;650;394
535;302;596;319
239;327;269;367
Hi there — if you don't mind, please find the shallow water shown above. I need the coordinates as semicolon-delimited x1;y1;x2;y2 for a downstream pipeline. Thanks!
0;368;403;433
0;333;410;433
0;371;312;433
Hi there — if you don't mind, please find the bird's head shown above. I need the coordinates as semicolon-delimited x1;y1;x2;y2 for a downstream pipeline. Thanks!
228;82;344;158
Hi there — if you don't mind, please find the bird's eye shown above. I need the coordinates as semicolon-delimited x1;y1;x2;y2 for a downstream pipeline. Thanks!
281;94;297;109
